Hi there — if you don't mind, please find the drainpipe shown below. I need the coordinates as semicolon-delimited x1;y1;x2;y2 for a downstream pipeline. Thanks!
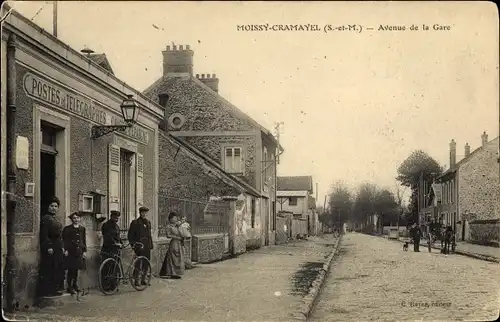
5;33;18;313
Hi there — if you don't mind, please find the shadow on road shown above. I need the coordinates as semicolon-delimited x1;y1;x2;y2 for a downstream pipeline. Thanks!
290;261;324;296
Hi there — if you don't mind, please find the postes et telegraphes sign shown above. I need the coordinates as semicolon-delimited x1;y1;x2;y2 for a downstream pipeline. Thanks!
23;72;150;145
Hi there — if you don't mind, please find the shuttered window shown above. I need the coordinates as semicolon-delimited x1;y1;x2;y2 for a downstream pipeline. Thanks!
108;144;121;214
136;153;144;208
224;147;243;173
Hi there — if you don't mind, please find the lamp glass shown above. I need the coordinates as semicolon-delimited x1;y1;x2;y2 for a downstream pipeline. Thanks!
120;95;139;123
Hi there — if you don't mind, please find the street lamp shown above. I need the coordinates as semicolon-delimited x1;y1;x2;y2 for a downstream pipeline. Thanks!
91;94;139;139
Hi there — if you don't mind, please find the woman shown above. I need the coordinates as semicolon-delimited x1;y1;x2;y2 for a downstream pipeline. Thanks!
38;197;65;297
159;212;185;279
62;212;87;295
178;215;193;269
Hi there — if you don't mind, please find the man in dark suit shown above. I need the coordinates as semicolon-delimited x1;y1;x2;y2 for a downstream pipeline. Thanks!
62;212;87;294
410;222;422;252
128;206;153;286
101;211;122;261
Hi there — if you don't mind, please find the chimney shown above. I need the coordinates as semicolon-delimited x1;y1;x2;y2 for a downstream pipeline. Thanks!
196;73;219;93
158;93;170;132
481;131;488;146
449;139;456;168
464;143;470;157
162;44;194;75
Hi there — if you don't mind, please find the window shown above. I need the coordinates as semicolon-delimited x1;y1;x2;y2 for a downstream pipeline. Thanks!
263;148;268;184
289;197;298;206
224;147;243;173
251;198;256;228
40;124;58;154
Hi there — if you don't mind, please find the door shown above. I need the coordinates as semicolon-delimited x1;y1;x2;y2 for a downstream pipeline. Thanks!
120;150;133;232
40;124;58;216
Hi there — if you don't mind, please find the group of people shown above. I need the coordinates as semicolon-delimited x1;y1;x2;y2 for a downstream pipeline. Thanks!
38;195;193;298
38;197;87;297
408;222;456;254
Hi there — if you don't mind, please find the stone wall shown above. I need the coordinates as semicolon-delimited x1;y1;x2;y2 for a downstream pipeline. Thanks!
191;234;225;263
233;198;247;255
458;138;500;221
244;197;262;249
469;219;500;247
184;135;257;188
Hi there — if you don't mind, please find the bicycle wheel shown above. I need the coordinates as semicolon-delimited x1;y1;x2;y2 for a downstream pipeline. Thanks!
98;258;121;295
129;256;152;291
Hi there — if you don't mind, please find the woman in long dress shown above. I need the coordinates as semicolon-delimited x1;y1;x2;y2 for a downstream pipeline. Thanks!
159;212;185;279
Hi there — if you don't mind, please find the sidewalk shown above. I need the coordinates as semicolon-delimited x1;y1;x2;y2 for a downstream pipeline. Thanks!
396;236;500;263
11;236;339;322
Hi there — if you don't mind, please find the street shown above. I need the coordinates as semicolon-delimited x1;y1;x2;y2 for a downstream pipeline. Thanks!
310;233;500;321
11;237;338;322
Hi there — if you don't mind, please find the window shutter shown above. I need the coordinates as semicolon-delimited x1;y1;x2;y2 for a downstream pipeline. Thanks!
234;148;242;172
108;144;121;213
225;148;233;172
136;153;144;208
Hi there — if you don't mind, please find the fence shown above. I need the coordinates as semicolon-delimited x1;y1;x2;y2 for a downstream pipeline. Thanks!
158;197;229;238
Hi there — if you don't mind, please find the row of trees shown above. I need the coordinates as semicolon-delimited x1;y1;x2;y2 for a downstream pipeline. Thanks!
319;181;406;232
319;149;443;231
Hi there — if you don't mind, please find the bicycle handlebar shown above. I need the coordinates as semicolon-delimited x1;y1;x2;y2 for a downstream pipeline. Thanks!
117;242;144;249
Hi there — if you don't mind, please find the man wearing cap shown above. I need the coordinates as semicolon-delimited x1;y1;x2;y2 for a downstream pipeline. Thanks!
128;206;153;286
62;212;87;294
101;210;122;261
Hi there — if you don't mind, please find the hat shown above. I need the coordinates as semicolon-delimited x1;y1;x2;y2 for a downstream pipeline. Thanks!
110;210;121;217
139;206;149;213
68;212;80;219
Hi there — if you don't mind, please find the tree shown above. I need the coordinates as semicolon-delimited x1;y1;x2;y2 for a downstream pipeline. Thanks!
352;183;378;227
396;150;443;224
373;189;398;230
327;181;353;228
394;184;407;227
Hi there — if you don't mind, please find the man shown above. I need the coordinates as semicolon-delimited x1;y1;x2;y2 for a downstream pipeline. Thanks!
101;211;122;261
128;206;153;286
62;212;87;294
410;222;422;252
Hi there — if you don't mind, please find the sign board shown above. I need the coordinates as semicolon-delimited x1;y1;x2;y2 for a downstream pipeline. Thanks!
15;136;29;170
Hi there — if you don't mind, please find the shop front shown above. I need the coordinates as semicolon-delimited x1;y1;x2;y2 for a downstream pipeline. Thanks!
3;9;164;306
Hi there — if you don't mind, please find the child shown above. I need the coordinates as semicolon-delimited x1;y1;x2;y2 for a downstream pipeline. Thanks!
62;212;87;294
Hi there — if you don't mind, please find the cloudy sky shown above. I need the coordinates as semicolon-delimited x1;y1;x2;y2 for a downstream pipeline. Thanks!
7;1;499;204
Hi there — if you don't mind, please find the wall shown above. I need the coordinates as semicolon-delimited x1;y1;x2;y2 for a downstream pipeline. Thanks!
184;135;257;188
291;218;308;238
191;234;225;263
469;219;500;247
233;197;248;255
245;197;262;249
458;138;500;221
277;195;307;216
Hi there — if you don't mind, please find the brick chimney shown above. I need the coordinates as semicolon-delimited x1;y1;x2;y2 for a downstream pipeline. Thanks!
162;44;193;75
481;131;488;146
449;139;456;168
195;73;219;93
464;143;470;157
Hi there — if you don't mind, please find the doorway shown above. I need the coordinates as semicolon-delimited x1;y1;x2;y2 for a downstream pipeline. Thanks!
119;150;134;231
40;124;58;216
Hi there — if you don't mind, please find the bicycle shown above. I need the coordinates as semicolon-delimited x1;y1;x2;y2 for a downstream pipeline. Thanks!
97;242;152;295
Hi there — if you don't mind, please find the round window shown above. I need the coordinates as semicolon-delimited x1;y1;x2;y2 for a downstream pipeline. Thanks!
172;117;182;126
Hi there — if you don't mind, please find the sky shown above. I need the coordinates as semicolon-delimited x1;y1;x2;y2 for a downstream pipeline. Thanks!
6;1;499;205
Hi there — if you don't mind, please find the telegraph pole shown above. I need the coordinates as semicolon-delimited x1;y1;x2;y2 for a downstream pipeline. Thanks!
52;1;58;37
274;121;284;165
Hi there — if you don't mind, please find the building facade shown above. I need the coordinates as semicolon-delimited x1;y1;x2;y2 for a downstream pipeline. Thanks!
419;132;500;244
142;44;282;248
2;8;164;305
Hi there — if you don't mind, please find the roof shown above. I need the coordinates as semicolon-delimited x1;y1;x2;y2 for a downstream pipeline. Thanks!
143;73;283;151
277;190;308;197
204;199;229;214
164;132;261;197
277;176;313;192
87;53;114;75
438;136;499;180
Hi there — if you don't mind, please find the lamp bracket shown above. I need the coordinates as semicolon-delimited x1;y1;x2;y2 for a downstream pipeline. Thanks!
91;124;132;139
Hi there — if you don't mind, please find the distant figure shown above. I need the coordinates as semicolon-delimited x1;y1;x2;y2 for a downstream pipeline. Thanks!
444;226;453;255
62;212;87;295
410;223;422;252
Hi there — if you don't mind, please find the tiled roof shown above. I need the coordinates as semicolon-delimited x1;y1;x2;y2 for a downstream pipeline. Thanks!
277;176;313;192
87;53;114;75
143;74;282;150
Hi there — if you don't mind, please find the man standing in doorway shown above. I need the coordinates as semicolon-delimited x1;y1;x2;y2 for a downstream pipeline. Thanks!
128;206;153;286
101;211;122;261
